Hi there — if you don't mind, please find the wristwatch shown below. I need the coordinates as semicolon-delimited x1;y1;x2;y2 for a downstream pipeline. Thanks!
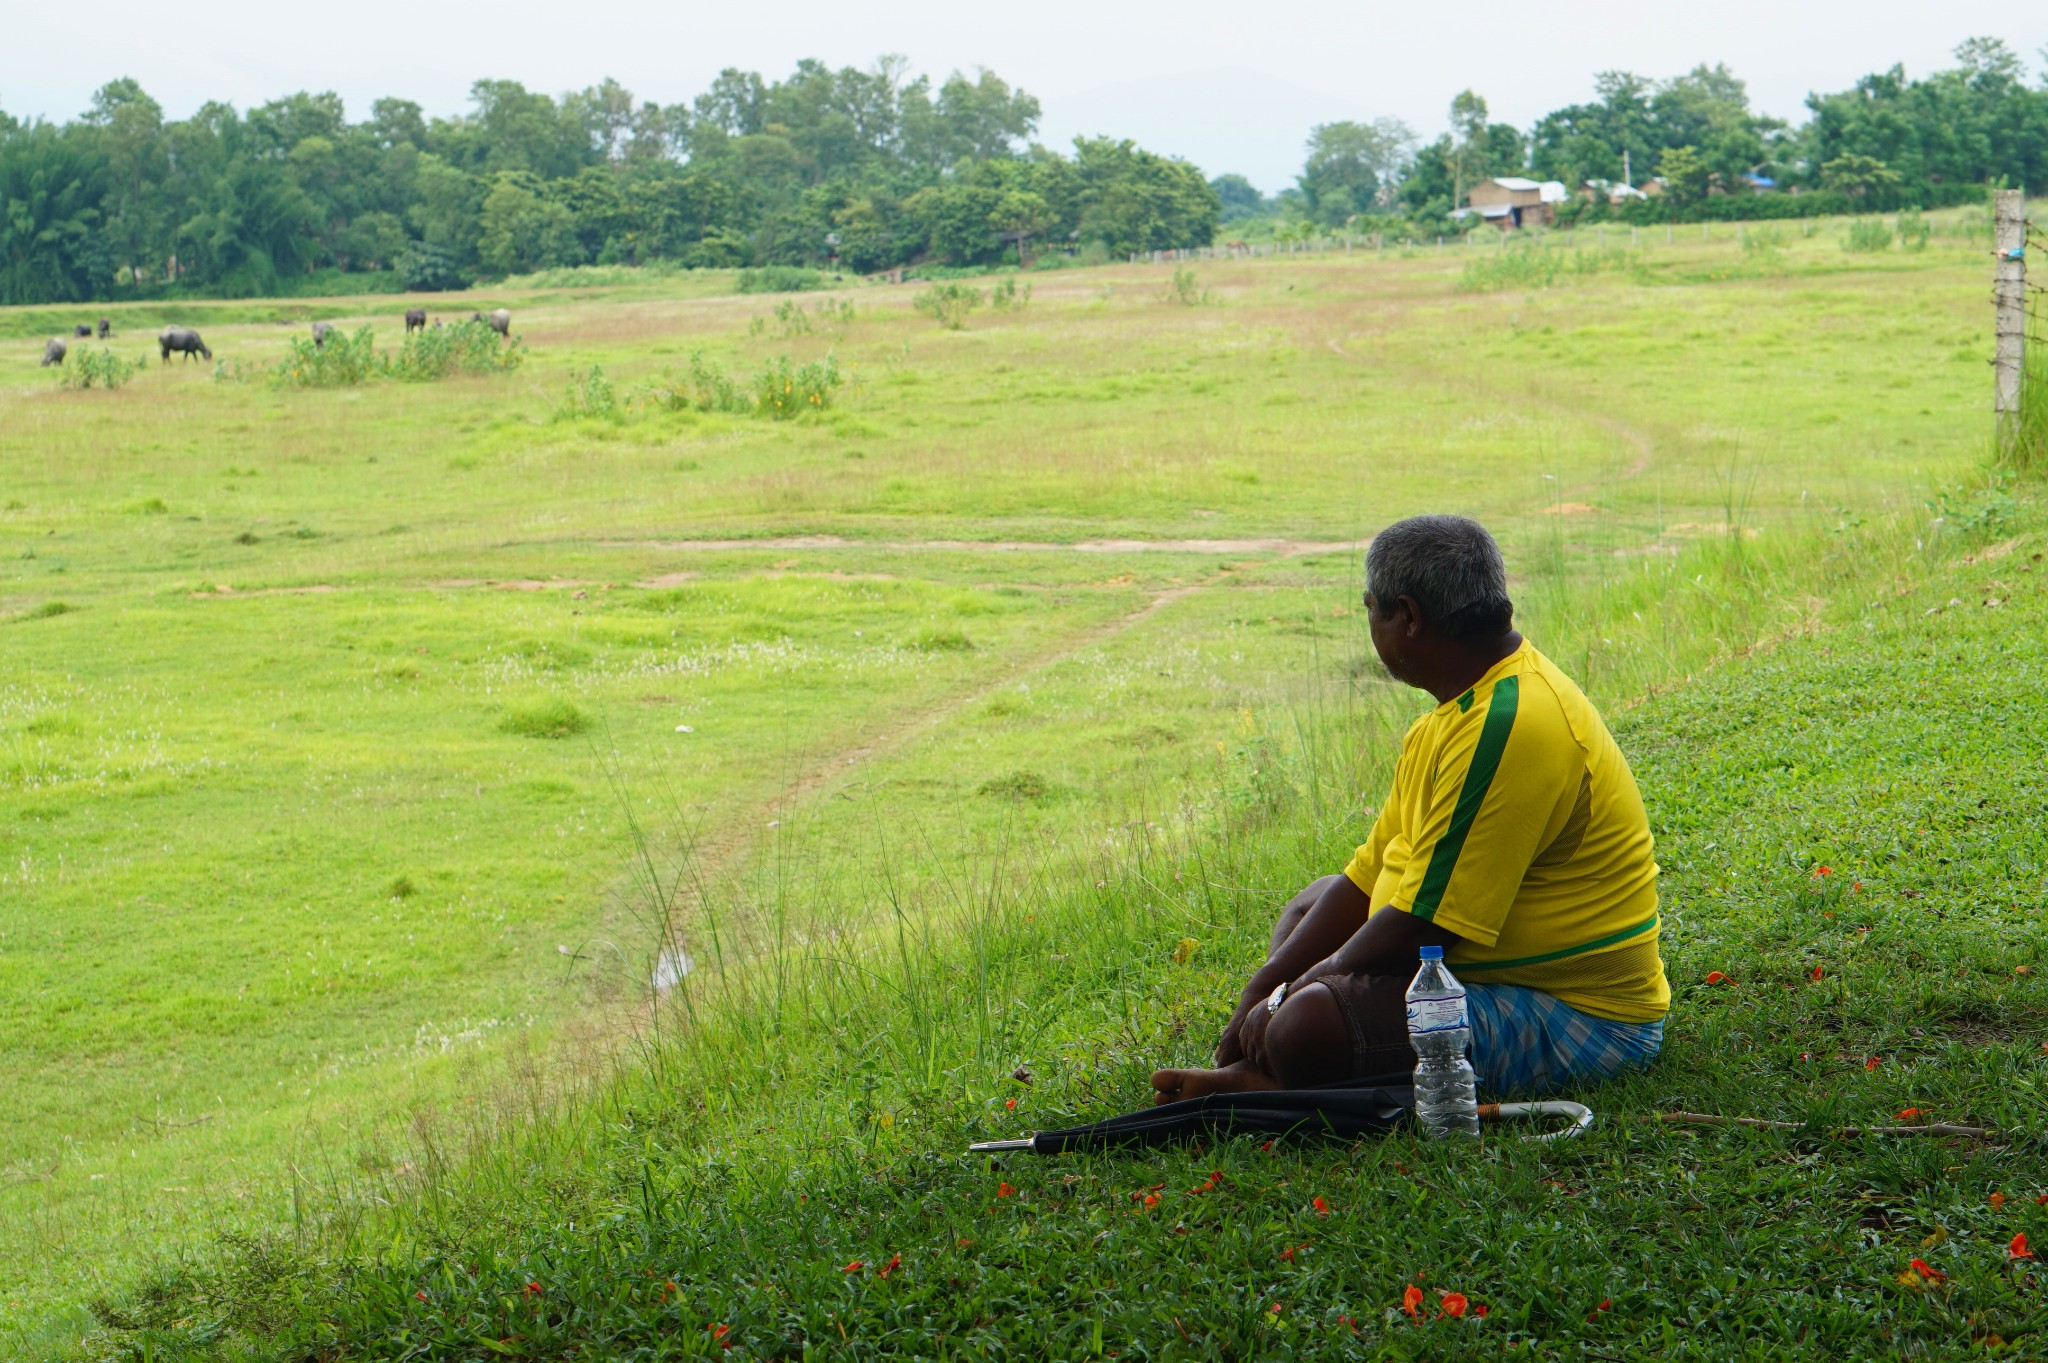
1266;980;1289;1015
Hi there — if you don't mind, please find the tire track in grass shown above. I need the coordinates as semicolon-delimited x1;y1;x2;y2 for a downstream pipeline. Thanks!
661;538;1360;912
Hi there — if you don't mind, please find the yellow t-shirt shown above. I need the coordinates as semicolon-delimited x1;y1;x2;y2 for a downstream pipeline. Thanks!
1343;640;1669;1023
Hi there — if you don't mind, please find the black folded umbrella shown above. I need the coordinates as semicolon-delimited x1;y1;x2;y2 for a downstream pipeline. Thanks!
970;1076;1416;1155
968;1081;1597;1154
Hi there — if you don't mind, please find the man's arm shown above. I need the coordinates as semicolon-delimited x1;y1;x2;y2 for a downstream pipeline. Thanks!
1213;875;1373;1065
1233;902;1463;1071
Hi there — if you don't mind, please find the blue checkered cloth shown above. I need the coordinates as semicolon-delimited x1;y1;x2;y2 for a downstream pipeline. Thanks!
1463;983;1663;1096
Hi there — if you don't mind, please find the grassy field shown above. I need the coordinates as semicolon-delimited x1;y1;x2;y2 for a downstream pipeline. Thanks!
0;207;2032;1355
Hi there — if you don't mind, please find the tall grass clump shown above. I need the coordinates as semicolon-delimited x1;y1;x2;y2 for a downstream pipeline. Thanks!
389;319;523;381
1842;218;1894;252
274;325;378;387
1458;243;1631;293
753;353;841;419
555;365;619;421
58;347;140;389
913;282;983;329
2007;347;2048;474
1164;267;1209;305
990;277;1031;310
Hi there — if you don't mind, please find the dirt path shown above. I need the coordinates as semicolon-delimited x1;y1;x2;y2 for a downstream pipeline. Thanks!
665;537;1357;903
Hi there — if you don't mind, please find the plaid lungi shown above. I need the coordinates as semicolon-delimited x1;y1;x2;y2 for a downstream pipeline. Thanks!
1464;983;1663;1096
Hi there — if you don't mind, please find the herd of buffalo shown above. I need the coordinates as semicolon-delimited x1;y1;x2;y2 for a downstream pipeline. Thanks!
36;308;513;368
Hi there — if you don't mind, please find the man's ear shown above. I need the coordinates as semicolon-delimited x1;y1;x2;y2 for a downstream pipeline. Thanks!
1393;594;1426;639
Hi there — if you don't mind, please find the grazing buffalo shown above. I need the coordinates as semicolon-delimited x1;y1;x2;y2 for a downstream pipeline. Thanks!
312;321;334;348
159;327;213;362
404;307;427;334
97;318;111;340
72;323;92;337
42;338;67;366
470;308;511;336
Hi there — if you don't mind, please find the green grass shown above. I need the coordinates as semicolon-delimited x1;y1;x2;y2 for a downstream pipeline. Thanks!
0;211;2030;1353
67;497;2048;1361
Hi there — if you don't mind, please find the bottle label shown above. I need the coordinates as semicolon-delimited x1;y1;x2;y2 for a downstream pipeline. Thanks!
1407;995;1467;1034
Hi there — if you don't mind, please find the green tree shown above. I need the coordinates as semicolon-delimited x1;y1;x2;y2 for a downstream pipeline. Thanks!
1297;118;1414;225
1655;145;1709;207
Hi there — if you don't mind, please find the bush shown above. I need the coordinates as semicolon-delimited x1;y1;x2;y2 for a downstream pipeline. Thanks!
913;282;983;329
1842;218;1894;253
1897;211;1931;252
737;266;832;294
59;347;140;390
1457;243;1631;293
274;326;379;387
388;320;523;381
1164;267;1208;305
752;354;841;420
642;352;754;415
990;278;1031;311
556;366;618;421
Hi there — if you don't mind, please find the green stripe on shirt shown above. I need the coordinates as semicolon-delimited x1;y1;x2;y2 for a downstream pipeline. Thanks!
1453;913;1661;971
1410;674;1519;923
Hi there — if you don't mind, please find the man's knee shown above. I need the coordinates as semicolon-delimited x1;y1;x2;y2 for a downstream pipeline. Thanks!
1264;982;1351;1088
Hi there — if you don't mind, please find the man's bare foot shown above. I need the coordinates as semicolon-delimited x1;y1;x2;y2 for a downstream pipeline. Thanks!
1149;1059;1284;1106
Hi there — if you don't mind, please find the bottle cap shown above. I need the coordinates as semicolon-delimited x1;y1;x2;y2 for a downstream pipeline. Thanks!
1419;945;1443;960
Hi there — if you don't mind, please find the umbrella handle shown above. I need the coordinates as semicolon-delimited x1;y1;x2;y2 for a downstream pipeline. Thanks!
1480;1100;1595;1141
968;1138;1037;1153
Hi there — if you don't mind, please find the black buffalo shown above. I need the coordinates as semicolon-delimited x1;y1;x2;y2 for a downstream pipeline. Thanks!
42;338;66;366
405;307;427;334
159;327;213;362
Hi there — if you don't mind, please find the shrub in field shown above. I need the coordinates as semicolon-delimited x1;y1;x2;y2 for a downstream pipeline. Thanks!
1741;225;1788;257
906;627;973;652
1164;267;1209;305
737;266;829;293
913;282;983;329
58;347;139;389
1896;211;1931;252
990;277;1031;310
556;366;618;421
1842;218;1893;252
641;353;753;415
753;353;841;419
389;320;522;381
498;699;590;739
275;326;377;387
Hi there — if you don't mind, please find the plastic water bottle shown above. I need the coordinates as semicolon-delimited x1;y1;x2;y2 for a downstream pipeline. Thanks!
1407;945;1480;1140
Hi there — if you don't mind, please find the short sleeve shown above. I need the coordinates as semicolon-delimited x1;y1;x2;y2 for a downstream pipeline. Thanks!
1383;676;1579;946
1342;747;1408;896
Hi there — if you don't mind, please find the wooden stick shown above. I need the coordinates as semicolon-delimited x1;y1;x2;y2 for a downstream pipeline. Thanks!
1656;1111;1989;1139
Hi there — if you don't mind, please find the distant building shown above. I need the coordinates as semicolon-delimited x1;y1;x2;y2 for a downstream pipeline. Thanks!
1466;177;1569;229
1583;179;1654;205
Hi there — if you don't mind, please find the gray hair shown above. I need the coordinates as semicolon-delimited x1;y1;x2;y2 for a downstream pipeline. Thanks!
1366;515;1514;641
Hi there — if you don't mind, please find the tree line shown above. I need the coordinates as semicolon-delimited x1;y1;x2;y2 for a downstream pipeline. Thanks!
1234;36;2046;232
0;60;1218;304
3;38;2042;305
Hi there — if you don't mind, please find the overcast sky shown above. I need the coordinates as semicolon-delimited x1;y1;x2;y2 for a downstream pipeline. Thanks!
4;2;2042;191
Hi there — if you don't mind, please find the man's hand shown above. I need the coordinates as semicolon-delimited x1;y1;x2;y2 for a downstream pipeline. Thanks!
1233;1003;1277;1070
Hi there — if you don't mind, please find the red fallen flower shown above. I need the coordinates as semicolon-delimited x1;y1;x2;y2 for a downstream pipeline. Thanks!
1267;1302;1282;1316
414;1290;428;1302
2036;1195;2048;1206
1475;1303;1490;1318
1909;1258;1948;1283
1704;971;1733;985
1259;1140;1275;1153
1438;1292;1470;1318
1313;1196;1330;1215
841;1261;864;1273
1989;1192;2007;1209
1280;1243;1308;1262
2012;1233;2035;1260
1896;1107;1925;1120
524;1282;543;1295
1813;865;1833;878
1865;1056;1883;1071
712;1323;731;1344
1142;1192;1161;1209
1005;1098;1017;1110
1401;1285;1425;1318
1337;1314;1357;1332
1809;965;1825;982
877;1254;902;1279
997;1182;1017;1198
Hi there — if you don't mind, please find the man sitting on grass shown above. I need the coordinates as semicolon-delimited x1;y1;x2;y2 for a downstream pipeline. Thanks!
1152;514;1669;1104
